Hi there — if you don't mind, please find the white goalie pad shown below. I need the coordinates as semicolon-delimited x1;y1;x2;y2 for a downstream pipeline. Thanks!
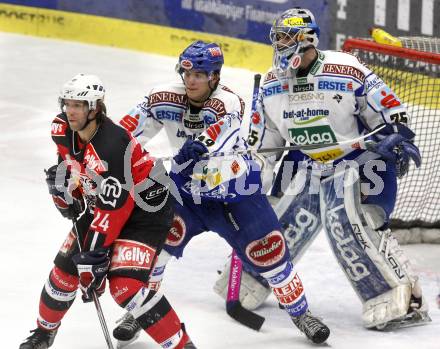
320;166;422;328
273;168;322;265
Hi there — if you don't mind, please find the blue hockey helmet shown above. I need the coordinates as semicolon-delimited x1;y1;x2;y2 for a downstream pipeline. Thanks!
270;8;320;72
177;41;224;75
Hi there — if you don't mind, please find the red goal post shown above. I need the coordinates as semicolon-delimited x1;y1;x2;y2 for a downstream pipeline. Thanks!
342;37;440;244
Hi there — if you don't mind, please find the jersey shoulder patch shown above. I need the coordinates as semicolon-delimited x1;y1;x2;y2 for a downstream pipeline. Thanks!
51;114;68;137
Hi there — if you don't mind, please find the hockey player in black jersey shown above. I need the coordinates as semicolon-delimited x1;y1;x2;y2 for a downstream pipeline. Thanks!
19;74;196;349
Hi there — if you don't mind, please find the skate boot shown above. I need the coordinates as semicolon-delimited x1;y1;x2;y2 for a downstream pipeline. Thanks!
113;313;141;348
19;328;58;349
291;310;330;344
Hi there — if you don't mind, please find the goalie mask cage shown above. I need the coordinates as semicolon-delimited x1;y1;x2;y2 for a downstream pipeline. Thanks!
343;37;440;243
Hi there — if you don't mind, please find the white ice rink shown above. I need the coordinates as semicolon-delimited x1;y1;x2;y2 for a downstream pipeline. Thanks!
1;32;439;349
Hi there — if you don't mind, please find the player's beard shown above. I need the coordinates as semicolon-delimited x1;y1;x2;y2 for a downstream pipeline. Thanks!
68;117;88;132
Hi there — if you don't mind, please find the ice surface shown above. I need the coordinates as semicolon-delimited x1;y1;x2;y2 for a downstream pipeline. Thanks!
1;33;439;349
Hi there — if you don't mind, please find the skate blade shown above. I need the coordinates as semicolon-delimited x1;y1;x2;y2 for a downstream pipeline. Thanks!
375;311;432;331
116;331;141;349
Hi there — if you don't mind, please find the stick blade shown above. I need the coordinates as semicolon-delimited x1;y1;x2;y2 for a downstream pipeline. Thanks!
226;300;265;331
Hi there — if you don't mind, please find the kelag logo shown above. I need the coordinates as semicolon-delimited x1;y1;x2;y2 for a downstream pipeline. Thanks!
288;126;337;145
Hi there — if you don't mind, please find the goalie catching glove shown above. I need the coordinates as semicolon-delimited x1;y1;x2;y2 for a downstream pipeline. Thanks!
45;165;85;219
72;248;110;303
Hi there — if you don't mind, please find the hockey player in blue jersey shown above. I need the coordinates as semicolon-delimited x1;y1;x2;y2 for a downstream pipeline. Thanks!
213;7;430;331
114;40;330;346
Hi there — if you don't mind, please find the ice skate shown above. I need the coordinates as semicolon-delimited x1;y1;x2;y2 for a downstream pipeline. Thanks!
19;328;57;349
291;310;330;344
113;313;141;348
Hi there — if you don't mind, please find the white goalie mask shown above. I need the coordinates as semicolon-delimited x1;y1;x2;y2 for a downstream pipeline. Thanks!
59;73;105;110
270;8;320;75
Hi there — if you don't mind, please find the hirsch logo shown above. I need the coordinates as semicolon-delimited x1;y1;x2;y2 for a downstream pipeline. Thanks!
288;126;337;145
110;240;156;271
99;176;122;208
292;83;314;93
180;59;193;70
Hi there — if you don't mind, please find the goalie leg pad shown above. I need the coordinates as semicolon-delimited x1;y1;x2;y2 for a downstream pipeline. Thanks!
274;168;322;265
321;167;423;328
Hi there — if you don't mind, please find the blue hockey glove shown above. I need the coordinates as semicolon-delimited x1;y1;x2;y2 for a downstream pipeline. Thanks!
173;139;208;177
45;165;85;219
72;249;110;303
174;139;208;164
370;133;421;178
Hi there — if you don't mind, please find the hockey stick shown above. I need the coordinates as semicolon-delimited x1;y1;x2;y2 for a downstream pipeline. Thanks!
72;217;115;349
225;74;265;331
158;124;386;162
226;250;265;331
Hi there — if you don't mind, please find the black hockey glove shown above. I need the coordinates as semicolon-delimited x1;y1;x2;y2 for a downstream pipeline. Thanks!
72;248;110;303
45;165;85;219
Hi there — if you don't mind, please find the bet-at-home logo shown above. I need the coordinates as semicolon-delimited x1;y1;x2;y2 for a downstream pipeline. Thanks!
288;126;337;145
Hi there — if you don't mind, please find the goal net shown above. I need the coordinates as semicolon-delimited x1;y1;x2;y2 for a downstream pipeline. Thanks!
342;36;440;244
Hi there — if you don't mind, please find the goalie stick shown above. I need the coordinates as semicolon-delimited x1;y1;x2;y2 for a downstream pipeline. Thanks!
225;74;265;331
72;217;115;349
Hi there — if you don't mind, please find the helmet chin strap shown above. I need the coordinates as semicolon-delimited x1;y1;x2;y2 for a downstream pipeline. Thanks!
79;108;98;131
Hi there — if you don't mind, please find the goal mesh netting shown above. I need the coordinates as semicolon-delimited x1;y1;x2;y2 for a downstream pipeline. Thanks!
343;37;440;243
